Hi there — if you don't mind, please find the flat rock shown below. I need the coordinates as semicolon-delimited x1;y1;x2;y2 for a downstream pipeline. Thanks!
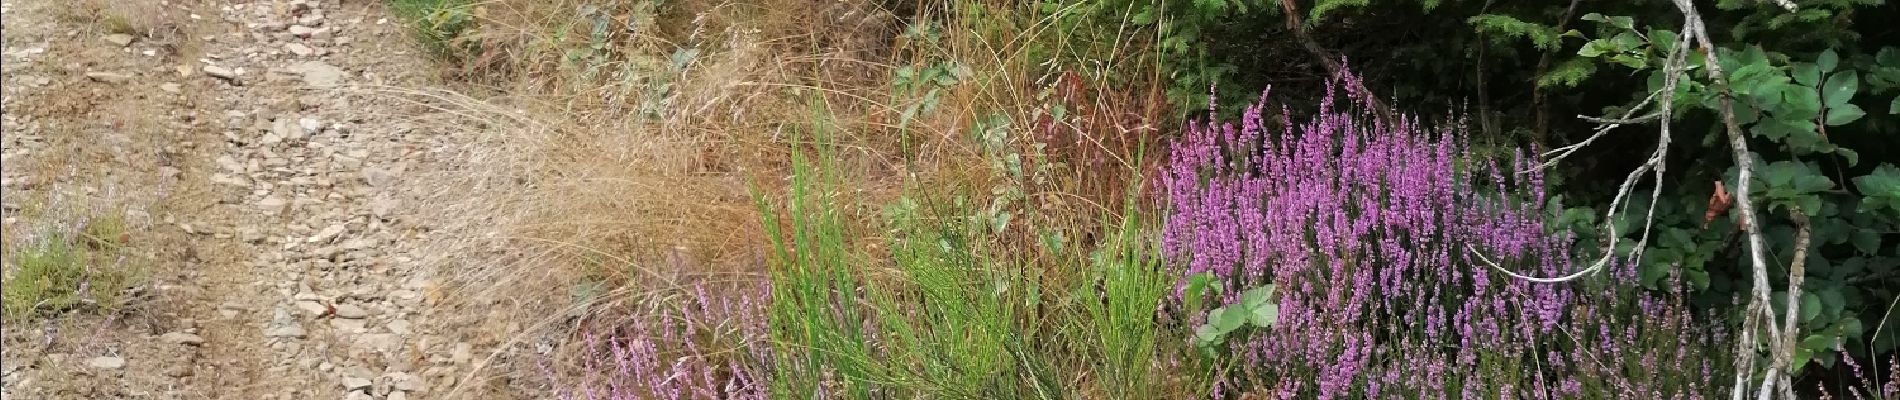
332;304;370;319
257;197;289;214
295;300;327;316
159;332;206;345
384;319;411;335
285;42;314;56
288;60;343;87
88;356;127;369
265;324;306;338
342;376;372;391
202;65;239;80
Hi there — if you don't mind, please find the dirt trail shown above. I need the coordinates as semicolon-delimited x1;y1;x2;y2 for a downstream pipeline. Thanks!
2;1;485;399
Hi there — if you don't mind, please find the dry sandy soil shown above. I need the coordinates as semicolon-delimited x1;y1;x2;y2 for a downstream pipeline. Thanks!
1;1;536;399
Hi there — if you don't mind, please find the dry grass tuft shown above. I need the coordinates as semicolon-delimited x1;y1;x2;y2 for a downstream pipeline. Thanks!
384;0;1176;395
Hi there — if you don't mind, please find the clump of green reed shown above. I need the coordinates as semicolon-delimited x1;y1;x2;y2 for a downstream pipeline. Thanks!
755;97;1207;399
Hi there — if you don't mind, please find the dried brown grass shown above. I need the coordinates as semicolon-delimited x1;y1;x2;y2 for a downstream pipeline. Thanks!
390;0;1174;396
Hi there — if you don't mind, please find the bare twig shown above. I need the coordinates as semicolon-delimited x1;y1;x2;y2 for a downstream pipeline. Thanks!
1525;91;1662;173
1471;13;1691;284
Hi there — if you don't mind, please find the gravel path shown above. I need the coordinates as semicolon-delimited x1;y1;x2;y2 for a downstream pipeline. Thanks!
2;1;484;399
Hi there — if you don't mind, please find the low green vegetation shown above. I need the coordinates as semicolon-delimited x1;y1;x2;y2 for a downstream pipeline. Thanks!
757;99;1205;399
387;0;476;57
2;215;143;322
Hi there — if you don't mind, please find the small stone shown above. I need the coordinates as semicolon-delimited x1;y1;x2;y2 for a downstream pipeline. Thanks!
202;65;238;80
298;117;322;134
272;117;304;142
103;34;135;46
331;318;368;332
451;343;472;365
159;332;206;346
85;71;132;83
289;25;317;37
385;319;411;335
333;304;370;319
88;356;126;369
342;376;373;391
159;83;182;93
285;43;314;56
257;197;289;214
388;391;409;400
308;223;345;244
385;371;424;392
295;300;327;316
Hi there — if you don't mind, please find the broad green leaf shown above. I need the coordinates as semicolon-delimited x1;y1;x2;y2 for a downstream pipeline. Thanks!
1794;63;1822;86
1610;54;1647;69
1781;87;1822;121
1819;287;1846;319
1213;307;1246;331
1579;40;1611;58
1801;293;1823;323
1241;285;1275;309
1826;104;1865;126
1194;324;1222;345
1794;171;1835;193
1250;303;1279;328
1802;333;1837;351
1824;71;1859;108
1890;97;1898;114
1837;148;1861;167
1609;16;1634;30
1650;29;1678;54
1854;229;1884;254
1612;32;1644;52
1818;49;1839;72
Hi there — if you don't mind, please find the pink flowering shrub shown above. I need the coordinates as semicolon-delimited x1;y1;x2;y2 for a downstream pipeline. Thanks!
558;281;773;400
1161;69;1732;398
